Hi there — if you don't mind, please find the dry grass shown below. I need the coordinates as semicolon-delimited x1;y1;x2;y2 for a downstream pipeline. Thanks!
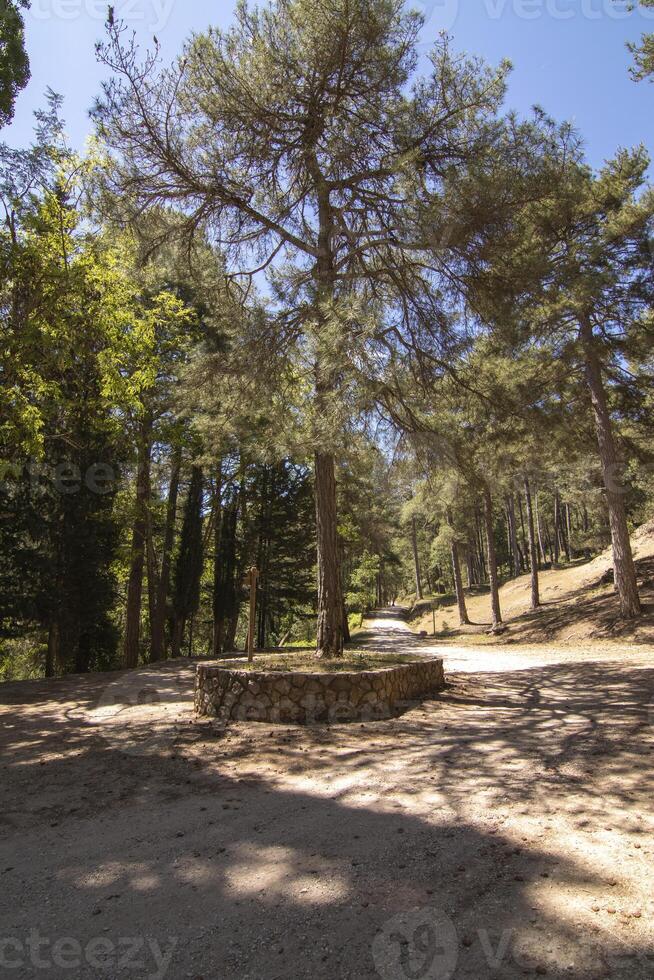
408;517;654;646
214;652;421;673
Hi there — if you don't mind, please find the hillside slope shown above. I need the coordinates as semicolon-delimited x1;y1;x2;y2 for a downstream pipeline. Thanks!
409;518;654;646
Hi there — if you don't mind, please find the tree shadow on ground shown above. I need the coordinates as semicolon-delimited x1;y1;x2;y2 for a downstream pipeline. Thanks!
1;658;653;978
427;555;654;646
513;557;654;644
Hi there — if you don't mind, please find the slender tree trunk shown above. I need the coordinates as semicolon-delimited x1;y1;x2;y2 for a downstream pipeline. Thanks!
545;520;555;565
565;503;573;560
506;494;521;578
340;537;352;644
187;612;194;657
214;499;239;655
579;315;640;618
517;493;528;570
535;491;547;565
171;617;185;659
410;516;424;600
451;539;470;626
146;514;158;645
465;547;475;589
150;446;181;662
171;466;205;658
45;620;59;678
224;608;240;653
124;422;151;669
553;491;562;564
523;476;540;610
483;485;503;628
477;512;487;581
342;598;351;644
315;451;344;658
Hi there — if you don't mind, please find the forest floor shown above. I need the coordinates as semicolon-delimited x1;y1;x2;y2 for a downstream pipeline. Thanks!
408;518;654;647
1;612;653;978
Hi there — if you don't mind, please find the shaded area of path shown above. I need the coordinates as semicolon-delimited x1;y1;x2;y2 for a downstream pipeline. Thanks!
1;632;654;977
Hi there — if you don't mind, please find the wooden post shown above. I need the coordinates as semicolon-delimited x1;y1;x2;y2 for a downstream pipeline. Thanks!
248;566;259;662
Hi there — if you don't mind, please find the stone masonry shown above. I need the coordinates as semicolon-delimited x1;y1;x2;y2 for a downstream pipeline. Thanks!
194;658;445;724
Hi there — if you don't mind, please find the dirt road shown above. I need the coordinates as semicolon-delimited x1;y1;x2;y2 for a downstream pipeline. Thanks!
1;617;653;978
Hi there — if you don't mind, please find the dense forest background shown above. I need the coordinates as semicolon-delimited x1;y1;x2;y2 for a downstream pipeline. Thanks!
2;0;654;679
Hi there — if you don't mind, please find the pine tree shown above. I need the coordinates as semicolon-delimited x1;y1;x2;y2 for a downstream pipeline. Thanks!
95;0;509;655
171;467;205;657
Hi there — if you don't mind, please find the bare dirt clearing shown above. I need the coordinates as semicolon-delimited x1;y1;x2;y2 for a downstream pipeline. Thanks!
1;617;653;978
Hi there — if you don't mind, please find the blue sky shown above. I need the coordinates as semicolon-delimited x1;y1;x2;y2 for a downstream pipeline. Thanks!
5;0;654;172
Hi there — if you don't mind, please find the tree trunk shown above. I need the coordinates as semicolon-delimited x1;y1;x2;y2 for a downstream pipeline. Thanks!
171;466;205;658
123;422;151;668
523;476;540;610
579;315;640;618
45;620;59;678
411;516;423;600
224;608;240;653
310;151;345;659
483;485;503;628
150;446;181;661
517;493;528;570
565;503;573;560
553;492;561;564
171;616;185;660
187;612;194;657
534;492;547;565
465;547;475;589
214;499;239;655
475;509;487;582
451;539;470;626
315;451;344;658
342;598;351;644
545;520;555;565
506;494;521;578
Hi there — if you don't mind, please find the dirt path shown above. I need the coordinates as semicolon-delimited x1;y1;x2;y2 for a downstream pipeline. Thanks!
1;627;653;978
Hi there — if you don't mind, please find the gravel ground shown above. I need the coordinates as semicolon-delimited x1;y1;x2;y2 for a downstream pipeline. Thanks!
1;614;653;979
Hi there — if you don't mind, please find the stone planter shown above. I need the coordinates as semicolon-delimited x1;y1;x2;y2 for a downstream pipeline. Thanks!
194;658;445;724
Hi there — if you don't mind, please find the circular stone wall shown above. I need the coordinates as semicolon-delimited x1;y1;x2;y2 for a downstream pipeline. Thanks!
194;658;445;725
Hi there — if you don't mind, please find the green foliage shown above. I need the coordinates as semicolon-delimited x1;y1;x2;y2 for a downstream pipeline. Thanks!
346;551;381;614
628;1;654;80
0;0;29;128
3;3;654;677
